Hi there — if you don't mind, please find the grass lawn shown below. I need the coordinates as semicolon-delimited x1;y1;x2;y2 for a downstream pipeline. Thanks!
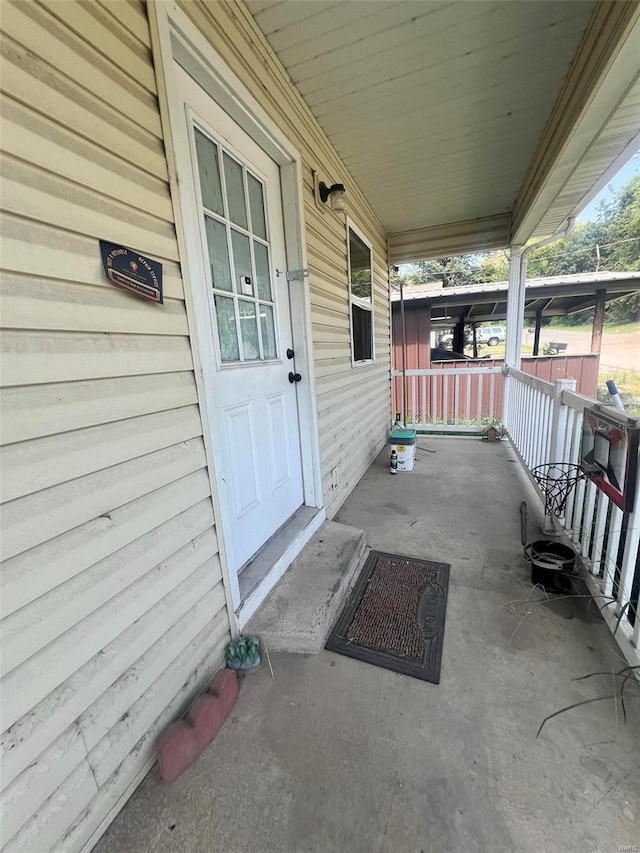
597;367;640;416
462;342;532;359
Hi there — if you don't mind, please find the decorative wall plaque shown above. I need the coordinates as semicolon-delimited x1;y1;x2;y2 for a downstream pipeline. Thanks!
100;240;163;303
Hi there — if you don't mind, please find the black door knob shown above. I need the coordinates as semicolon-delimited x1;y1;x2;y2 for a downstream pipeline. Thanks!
288;372;302;383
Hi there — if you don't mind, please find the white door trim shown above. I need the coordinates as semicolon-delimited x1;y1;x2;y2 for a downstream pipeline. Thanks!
148;1;324;625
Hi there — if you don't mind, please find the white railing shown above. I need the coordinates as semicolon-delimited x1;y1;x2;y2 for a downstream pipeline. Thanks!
507;369;556;470
392;366;503;432
506;367;640;662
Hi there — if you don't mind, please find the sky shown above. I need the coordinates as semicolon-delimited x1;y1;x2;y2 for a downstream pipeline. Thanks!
577;149;640;223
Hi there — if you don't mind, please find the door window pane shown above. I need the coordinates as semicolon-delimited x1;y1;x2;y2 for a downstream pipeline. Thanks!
349;229;372;302
238;299;260;361
231;229;253;296
215;295;240;362
194;129;223;216
260;304;277;359
223;153;248;229
254;241;272;301
204;216;232;292
248;174;267;240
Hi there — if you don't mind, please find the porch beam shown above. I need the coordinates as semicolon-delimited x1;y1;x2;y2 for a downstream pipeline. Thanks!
388;213;510;264
434;309;565;324
591;288;606;354
568;294;607;315
511;2;640;244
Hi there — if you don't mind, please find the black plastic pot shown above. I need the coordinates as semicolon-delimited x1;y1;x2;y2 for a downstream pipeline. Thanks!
524;540;576;594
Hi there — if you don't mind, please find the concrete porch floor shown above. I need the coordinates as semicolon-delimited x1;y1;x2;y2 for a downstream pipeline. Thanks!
97;438;639;853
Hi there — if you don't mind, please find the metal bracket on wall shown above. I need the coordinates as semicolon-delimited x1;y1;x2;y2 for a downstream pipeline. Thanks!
286;269;309;282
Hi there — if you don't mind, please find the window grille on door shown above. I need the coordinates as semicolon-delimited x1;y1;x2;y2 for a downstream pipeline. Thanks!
193;126;278;364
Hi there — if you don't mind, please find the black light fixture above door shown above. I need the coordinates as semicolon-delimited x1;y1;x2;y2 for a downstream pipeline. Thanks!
318;181;346;210
313;170;346;212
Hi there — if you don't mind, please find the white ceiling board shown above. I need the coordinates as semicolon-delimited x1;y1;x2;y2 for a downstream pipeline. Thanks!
282;2;462;78
341;83;563;151
246;1;336;34
353;126;539;179
244;1;281;15
310;30;583;130
329;80;566;155
246;0;636;244
267;1;425;55
297;4;577;105
294;4;498;99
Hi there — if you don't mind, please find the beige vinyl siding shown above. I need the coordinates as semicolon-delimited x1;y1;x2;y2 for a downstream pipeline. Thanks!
0;2;231;851
1;0;392;847
176;0;391;517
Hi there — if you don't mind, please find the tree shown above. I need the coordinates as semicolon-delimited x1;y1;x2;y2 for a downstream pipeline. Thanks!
475;249;509;283
526;221;604;278
393;255;477;288
527;175;640;324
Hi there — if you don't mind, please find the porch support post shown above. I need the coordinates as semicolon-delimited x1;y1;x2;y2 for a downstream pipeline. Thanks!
400;278;407;424
504;246;524;368
471;322;478;359
532;308;543;356
502;245;523;431
591;289;606;353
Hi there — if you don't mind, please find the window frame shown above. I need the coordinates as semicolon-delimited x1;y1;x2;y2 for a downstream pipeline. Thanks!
346;217;375;367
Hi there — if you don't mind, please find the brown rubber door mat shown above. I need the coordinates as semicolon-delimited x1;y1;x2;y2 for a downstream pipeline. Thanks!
326;550;450;683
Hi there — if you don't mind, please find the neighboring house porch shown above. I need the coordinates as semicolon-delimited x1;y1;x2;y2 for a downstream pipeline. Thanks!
391;272;640;432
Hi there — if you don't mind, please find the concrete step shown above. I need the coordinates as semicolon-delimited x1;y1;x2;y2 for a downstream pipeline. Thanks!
246;520;366;654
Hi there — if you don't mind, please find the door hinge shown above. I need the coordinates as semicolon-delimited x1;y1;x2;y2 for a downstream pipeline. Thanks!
286;268;309;282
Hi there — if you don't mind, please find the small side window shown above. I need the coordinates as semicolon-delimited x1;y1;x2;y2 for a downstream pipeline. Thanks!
347;222;374;364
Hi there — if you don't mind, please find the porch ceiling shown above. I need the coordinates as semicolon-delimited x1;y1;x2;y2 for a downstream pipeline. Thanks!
246;1;639;257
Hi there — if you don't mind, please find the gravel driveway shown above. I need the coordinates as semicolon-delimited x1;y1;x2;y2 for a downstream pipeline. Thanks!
524;327;639;372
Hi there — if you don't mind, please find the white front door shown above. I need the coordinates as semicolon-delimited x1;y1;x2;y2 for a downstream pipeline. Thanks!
177;67;305;593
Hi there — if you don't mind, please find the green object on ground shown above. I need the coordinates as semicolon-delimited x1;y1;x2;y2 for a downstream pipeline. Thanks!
226;636;261;670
